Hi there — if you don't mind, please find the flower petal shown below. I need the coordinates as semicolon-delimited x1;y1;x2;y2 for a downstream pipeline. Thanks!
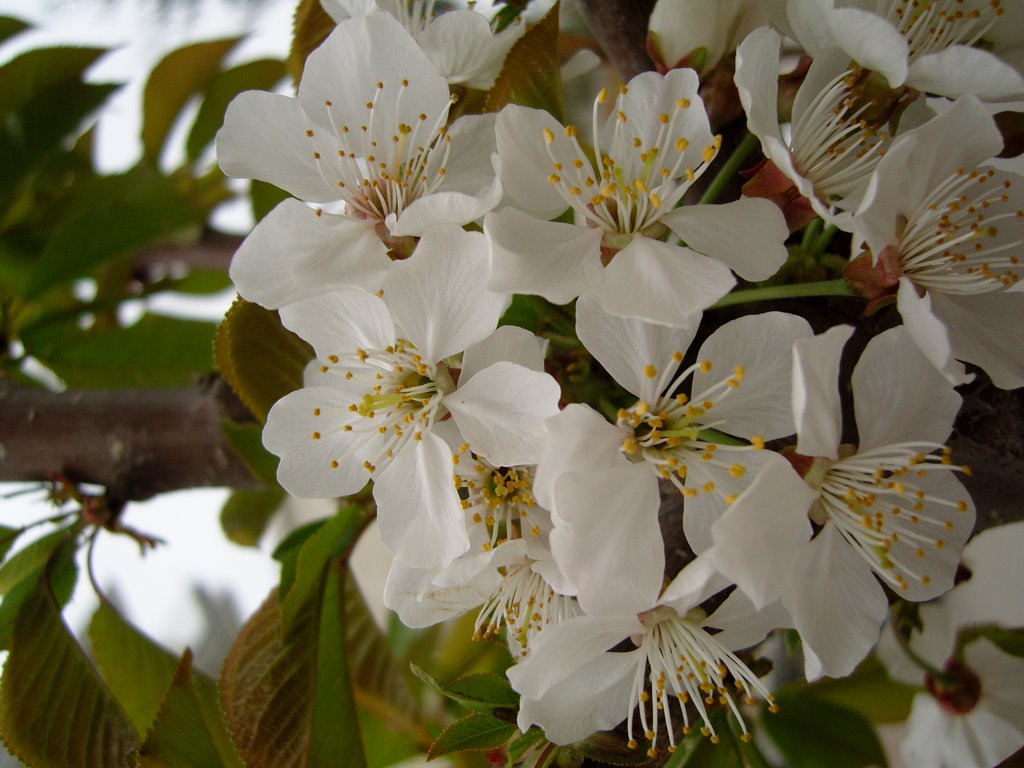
495;105;573;218
895;280;970;387
278;287;395;359
460;325;548;384
415;9;523;89
909;46;1024;100
792;325;854;460
734;27;786;149
382;558;486;628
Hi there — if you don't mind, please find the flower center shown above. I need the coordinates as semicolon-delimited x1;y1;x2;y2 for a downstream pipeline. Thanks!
474;560;578;661
542;85;720;235
898;167;1021;294
306;81;456;223
626;608;774;756
453;447;540;551
816;442;973;593
616;356;762;503
319;338;447;475
880;0;1004;61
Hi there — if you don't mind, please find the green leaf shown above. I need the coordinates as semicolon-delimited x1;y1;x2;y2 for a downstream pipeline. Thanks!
411;664;519;711
220;421;280;485
0;16;30;46
0;525;24;564
135;650;226;768
428;711;518;760
220;488;286;547
0;536;77;651
215;297;313;422
0;581;138;767
167;268;234;295
35;314;216;388
0;526;74;596
220;569;367;768
26;165;202;297
761;693;888;768
785;655;918;723
280;505;370;633
186;58;286;162
250;179;291;223
0;46;107;121
506;727;547;767
142;37;239;160
288;0;336;84
663;709;770;768
485;2;564;122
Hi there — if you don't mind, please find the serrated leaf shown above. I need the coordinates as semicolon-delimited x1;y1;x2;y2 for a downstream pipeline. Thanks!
428;711;518;760
0;16;30;45
135;650;225;768
280;505;369;633
288;0;335;84
26;166;203;297
485;2;563;121
187;58;286;161
507;728;547;767
214;297;313;422
761;693;888;768
411;664;519;710
220;421;280;485
142;37;239;160
220;488;286;547
0;539;77;651
0;46;107;120
220;569;367;768
0;580;138;767
0;526;74;596
784;655;917;723
35;313;216;388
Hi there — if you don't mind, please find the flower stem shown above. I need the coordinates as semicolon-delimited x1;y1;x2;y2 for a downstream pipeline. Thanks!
894;624;956;685
709;278;856;309
813;223;839;257
698;132;760;205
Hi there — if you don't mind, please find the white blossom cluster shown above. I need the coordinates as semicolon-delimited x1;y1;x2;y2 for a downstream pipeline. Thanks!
216;0;1024;763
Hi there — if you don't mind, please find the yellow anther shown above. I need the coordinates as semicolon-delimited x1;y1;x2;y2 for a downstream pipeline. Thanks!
643;364;658;379
751;436;765;450
597;87;608;103
699;360;712;373
729;464;746;478
676;98;691;108
543;128;555;144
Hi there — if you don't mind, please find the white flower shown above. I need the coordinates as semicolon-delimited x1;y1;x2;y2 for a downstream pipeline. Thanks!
707;325;975;680
768;0;1024;100
262;226;560;569
486;69;788;328
647;0;747;74
531;299;810;614
322;0;525;90
508;554;785;754
851;96;1024;389
735;26;895;229
217;13;502;309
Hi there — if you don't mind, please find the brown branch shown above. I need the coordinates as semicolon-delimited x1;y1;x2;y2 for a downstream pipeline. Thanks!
575;0;657;81
133;228;243;278
0;379;261;503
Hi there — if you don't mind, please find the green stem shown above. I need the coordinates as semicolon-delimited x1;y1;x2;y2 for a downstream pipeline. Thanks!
813;223;839;257
698;132;760;205
709;279;856;309
894;624;954;685
801;218;823;253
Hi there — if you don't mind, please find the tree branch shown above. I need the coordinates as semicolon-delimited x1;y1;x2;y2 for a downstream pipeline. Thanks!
575;0;656;81
0;379;261;503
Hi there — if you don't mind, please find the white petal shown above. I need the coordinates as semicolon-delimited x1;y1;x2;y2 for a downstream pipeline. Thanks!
896;281;970;387
900;695;952;768
230;200;390;309
575;293;700;402
659;553;731;615
373;432;470;569
647;0;744;71
446;362;562;467
593;237;735;328
384;226;503;362
382;558;483;628
792;325;854;459
415;10;521;89
550;465;664;616
909;46;1024;100
709;457;815;609
734;27;786;150
693;312;813;440
532;404;629;512
704;590;793;652
216;91;339;202
485;208;604;304
263;386;375;498
825;7;909;87
967;638;1024;735
853;326;962;451
495;105;572;218
660;198;788;281
784;0;836;57
438;113;500;196
784;523;888;681
278;287;395;359
460;325;548;384
945;522;1024;629
514;649;639;746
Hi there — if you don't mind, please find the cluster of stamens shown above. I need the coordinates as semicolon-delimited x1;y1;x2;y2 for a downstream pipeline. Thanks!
626;606;775;756
453;446;539;551
474;561;578;660
616;357;761;502
898;166;1022;292
542;85;720;237
791;67;891;202
305;79;456;222
881;0;1004;61
313;339;445;474
816;443;972;593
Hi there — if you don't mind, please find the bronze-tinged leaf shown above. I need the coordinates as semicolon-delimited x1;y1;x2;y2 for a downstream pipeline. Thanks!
485;1;564;122
135;650;226;768
427;711;518;761
214;297;313;423
0;582;138;768
289;0;335;84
